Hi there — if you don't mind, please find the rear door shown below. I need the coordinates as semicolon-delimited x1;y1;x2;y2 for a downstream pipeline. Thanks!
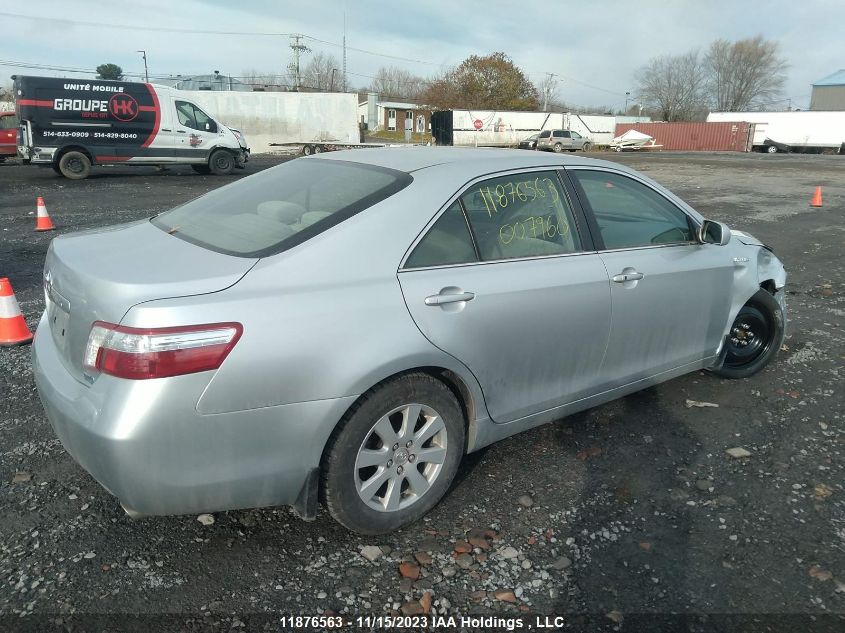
566;167;734;389
398;169;611;423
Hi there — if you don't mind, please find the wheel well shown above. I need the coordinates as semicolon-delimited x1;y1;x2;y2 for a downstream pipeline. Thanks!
760;279;777;295
322;367;475;461
314;367;476;511
55;145;93;165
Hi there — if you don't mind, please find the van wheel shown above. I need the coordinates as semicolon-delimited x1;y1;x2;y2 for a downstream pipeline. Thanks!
209;150;234;175
322;373;465;534
553;142;563;153
58;151;91;180
191;164;211;174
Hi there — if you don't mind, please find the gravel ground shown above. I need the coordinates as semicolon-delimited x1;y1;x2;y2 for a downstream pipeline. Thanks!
1;152;843;632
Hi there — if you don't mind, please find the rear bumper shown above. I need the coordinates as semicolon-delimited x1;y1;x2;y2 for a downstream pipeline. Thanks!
32;312;356;516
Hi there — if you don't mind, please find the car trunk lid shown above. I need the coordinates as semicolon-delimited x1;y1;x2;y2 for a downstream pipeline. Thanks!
43;219;257;384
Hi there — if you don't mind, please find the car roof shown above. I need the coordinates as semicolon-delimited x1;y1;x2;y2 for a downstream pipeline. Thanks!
310;147;610;174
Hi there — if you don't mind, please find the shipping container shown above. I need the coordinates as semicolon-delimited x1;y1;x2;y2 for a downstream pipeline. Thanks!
613;121;754;152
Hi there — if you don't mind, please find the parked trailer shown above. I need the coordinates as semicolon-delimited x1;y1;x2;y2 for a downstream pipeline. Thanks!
707;111;845;154
269;140;389;155
430;110;636;148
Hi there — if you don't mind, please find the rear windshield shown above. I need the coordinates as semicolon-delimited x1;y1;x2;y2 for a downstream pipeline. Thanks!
152;158;412;257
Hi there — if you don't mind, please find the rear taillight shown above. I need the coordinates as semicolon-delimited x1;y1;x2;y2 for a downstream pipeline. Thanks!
83;321;242;380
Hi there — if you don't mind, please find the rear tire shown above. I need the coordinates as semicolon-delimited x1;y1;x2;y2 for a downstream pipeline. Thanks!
582;142;592;152
710;289;784;379
302;144;314;156
313;144;324;153
208;149;234;175
58;151;91;180
191;164;211;174
321;373;465;534
553;142;563;153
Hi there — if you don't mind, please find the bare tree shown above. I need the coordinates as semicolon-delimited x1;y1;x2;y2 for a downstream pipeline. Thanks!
635;51;706;121
239;68;286;91
302;52;341;91
705;36;787;111
368;66;425;101
0;81;14;103
537;74;560;111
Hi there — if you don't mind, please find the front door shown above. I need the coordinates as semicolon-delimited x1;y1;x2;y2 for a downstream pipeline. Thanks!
173;99;217;160
398;169;611;423
567;168;734;389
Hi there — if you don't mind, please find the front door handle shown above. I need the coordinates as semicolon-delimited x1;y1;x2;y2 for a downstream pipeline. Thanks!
612;271;644;283
424;291;475;306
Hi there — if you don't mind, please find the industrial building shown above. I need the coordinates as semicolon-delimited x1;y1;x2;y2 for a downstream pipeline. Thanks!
810;69;845;110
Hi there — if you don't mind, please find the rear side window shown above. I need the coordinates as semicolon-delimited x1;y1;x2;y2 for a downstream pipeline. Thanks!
460;171;581;260
571;170;693;249
152;159;412;257
405;201;477;268
539;131;551;138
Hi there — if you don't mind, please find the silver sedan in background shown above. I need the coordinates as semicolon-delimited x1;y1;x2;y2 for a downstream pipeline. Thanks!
33;148;786;534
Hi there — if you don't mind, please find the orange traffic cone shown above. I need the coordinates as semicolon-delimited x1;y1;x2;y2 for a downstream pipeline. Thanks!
35;196;55;231
810;186;823;208
0;278;34;346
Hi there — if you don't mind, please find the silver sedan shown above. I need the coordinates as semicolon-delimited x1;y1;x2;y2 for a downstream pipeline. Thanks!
33;148;786;534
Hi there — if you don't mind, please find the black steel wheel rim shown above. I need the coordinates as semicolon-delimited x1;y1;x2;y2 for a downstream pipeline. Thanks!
724;306;771;367
68;157;84;173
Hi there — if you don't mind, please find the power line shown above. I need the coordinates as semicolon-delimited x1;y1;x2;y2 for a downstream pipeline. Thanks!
0;10;447;70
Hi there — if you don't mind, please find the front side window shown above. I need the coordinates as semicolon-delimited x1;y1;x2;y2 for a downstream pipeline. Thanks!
571;170;694;250
460;172;581;261
175;101;196;128
152;159;412;257
405;201;477;268
571;131;582;139
175;101;215;132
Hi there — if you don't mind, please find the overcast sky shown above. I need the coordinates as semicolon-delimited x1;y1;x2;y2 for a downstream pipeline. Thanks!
2;0;842;110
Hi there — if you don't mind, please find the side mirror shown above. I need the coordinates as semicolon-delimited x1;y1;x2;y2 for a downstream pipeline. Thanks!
699;220;731;246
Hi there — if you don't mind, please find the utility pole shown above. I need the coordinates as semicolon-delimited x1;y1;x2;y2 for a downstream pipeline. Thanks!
342;12;347;92
136;50;149;83
287;34;310;91
624;91;630;113
542;73;557;111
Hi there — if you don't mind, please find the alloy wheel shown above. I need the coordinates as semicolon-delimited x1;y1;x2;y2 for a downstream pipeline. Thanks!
354;403;448;512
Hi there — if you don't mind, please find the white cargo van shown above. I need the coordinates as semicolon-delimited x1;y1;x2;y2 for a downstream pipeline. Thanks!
14;75;249;179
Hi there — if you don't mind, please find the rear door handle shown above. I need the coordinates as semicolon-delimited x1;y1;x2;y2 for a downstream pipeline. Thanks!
424;291;475;306
612;271;644;283
177;130;186;134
